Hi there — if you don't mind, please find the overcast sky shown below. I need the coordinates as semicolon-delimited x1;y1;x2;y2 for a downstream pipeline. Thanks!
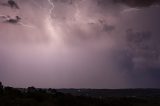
0;0;160;88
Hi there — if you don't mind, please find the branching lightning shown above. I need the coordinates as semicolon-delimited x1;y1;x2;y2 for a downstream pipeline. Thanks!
45;0;64;45
19;22;36;28
1;0;63;44
48;0;55;22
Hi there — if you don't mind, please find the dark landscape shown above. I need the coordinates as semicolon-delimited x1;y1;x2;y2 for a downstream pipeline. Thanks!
1;82;160;106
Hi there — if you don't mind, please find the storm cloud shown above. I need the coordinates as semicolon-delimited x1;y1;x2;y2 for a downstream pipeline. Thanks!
0;0;160;88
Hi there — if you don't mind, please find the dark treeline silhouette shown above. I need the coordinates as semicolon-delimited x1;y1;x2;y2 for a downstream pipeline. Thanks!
0;81;160;106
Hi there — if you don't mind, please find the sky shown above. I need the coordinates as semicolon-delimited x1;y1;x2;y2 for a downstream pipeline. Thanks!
0;0;160;88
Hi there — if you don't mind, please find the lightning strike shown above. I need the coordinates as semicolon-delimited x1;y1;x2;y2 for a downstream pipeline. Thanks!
45;0;64;46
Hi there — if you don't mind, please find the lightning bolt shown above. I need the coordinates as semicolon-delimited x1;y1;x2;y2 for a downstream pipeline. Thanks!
19;22;36;28
45;0;64;45
48;0;55;22
1;0;63;44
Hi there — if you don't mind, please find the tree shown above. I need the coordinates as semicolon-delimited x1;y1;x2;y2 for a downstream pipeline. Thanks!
0;82;3;94
27;86;36;93
0;81;3;89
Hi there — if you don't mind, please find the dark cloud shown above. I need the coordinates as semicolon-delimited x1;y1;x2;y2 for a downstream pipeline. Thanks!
128;66;160;88
114;0;160;7
96;0;160;8
126;29;151;43
103;24;115;32
0;0;19;9
124;29;160;87
53;0;75;4
8;0;20;9
2;16;21;24
126;29;160;60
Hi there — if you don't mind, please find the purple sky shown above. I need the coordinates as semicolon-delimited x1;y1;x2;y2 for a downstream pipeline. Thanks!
0;0;160;88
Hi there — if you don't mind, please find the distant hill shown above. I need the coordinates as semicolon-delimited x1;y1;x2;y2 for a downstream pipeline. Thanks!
58;88;160;98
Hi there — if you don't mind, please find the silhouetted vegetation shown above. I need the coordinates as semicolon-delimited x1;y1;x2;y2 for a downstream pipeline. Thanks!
0;81;160;106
